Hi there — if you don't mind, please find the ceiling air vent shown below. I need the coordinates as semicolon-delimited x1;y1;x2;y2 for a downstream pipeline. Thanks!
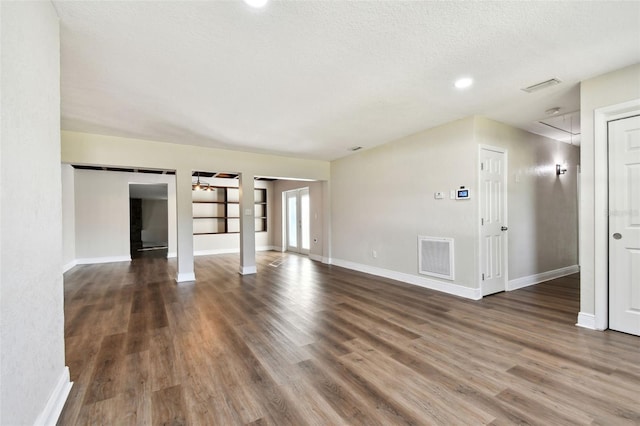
521;78;562;93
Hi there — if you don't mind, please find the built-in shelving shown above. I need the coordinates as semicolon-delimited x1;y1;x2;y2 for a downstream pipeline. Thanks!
192;186;267;235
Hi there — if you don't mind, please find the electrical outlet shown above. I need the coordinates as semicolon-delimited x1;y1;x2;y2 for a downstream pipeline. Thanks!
372;250;377;258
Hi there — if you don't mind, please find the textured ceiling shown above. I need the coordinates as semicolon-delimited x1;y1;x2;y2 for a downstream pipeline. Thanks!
56;1;640;160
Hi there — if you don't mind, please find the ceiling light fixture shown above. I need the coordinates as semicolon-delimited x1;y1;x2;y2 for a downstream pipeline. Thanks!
545;107;561;116
192;172;211;191
243;0;268;8
454;77;473;89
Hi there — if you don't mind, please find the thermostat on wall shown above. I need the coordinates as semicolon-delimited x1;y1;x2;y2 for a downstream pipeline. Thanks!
455;186;471;200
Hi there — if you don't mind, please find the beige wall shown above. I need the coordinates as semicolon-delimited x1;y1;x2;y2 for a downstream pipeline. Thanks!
61;131;330;181
579;64;640;316
73;169;177;261
62;164;77;270
70;170;274;261
330;115;580;297
0;2;70;424
475;117;580;280
141;199;169;245
271;180;325;259
331;117;479;291
191;176;272;254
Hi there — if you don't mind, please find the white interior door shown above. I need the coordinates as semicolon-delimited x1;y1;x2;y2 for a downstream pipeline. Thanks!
609;115;640;336
285;188;310;254
480;147;508;296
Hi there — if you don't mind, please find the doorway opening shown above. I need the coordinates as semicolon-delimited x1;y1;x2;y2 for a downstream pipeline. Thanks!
284;187;310;255
129;183;169;259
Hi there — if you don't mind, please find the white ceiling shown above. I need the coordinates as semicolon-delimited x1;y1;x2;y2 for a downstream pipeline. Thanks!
55;1;640;161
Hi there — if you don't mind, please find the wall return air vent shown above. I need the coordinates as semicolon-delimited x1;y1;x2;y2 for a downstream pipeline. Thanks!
418;236;455;281
521;78;561;93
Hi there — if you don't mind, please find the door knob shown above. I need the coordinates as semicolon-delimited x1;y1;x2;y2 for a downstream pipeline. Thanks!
613;233;622;240
501;226;508;231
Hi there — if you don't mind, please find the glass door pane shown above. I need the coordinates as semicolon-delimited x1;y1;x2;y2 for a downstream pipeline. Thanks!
287;194;298;248
301;190;310;250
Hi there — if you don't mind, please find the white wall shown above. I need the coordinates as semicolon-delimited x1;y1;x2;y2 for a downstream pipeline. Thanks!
272;180;325;259
141;199;168;245
579;64;640;317
0;2;71;424
62;164;77;271
74;170;177;262
331;117;479;295
475;117;580;281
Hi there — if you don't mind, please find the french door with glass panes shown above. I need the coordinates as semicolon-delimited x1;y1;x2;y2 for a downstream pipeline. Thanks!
285;188;310;254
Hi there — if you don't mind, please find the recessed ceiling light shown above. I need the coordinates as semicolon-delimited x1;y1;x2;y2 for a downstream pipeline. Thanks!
243;0;268;8
454;77;473;89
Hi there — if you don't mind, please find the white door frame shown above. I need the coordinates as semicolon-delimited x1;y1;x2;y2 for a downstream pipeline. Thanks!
478;144;508;296
593;99;640;330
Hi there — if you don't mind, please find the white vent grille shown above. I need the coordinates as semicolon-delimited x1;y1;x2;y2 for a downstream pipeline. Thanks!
521;78;561;93
418;236;454;280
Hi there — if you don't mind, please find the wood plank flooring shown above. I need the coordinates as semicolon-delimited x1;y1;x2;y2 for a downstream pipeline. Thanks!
58;252;640;425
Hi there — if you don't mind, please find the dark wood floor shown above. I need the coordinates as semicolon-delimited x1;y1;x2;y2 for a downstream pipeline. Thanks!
59;252;640;425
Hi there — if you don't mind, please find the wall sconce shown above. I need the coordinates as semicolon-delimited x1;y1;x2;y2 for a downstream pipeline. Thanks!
556;164;567;176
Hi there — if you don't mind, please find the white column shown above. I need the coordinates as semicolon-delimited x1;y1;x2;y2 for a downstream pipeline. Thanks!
239;173;257;275
175;168;195;282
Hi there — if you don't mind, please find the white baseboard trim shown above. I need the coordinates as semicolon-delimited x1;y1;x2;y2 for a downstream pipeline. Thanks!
194;246;277;257
62;260;77;273
75;255;131;265
176;272;196;283
34;366;72;426
576;312;596;330
309;253;323;262
507;265;580;291
330;258;481;300
194;248;238;256
167;252;177;258
239;265;257;275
